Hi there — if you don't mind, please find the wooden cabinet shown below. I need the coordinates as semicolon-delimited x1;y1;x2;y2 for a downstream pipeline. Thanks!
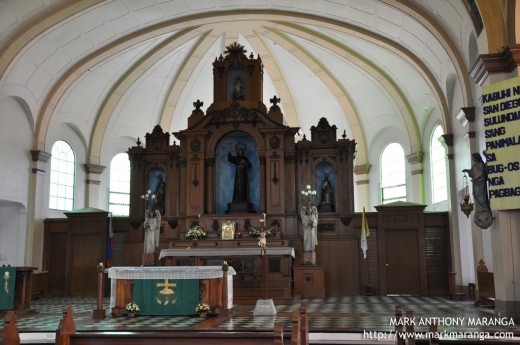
293;265;325;298
43;208;108;296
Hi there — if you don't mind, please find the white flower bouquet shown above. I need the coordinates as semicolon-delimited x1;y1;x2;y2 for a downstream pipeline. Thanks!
126;302;140;313
195;302;210;314
185;225;207;240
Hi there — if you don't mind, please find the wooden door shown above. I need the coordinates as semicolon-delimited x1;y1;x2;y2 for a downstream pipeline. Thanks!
71;233;104;296
385;229;420;295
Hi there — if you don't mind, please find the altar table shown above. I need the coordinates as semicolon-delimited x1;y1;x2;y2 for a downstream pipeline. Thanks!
107;266;235;316
159;247;295;260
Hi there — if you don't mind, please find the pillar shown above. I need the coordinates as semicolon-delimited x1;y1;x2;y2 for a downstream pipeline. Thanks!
406;151;424;204
84;164;106;208
354;164;371;212
27;150;51;268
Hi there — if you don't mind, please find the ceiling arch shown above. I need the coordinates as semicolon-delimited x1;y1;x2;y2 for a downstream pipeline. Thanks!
89;28;208;164
0;1;481;174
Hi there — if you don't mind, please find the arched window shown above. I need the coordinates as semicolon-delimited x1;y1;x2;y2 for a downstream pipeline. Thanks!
380;143;406;204
49;140;75;211
109;153;131;216
430;125;447;203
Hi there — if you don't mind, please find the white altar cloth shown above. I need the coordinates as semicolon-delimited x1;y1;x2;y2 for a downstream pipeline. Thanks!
107;265;236;279
106;266;235;309
159;247;295;260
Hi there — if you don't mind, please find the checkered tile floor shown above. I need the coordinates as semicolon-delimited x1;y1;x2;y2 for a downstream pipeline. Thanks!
4;296;520;336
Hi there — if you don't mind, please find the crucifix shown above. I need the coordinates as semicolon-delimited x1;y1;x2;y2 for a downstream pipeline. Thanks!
252;213;277;316
259;213;269;299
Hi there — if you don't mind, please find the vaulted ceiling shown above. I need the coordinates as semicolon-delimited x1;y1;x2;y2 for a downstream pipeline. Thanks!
0;0;482;168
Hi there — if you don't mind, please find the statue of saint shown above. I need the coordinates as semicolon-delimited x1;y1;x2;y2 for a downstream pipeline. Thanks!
143;210;161;254
228;143;251;203
320;174;333;206
463;152;493;229
301;206;318;252
232;75;243;100
153;175;166;215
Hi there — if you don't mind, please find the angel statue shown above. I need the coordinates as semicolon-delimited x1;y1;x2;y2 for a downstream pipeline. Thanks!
301;205;318;252
143;209;161;254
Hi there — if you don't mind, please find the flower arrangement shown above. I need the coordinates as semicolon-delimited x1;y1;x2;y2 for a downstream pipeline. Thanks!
185;225;207;240
126;302;140;313
195;302;210;314
249;228;272;238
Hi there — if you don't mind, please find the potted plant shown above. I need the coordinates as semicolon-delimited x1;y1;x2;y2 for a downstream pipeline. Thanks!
185;225;207;240
125;302;140;317
195;302;210;317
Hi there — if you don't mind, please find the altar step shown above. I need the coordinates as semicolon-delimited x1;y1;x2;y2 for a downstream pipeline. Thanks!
233;287;293;305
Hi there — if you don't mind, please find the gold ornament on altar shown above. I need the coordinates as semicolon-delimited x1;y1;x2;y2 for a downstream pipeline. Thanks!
221;220;236;240
3;271;9;293
155;279;177;305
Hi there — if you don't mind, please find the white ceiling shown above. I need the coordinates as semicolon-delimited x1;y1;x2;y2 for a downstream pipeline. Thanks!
0;0;481;167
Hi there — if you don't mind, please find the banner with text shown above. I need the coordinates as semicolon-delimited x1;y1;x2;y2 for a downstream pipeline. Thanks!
481;76;520;210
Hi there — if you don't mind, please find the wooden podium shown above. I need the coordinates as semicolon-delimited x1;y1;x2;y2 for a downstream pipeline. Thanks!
293;265;325;299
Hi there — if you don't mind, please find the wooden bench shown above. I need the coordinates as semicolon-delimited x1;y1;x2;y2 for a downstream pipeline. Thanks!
448;272;466;300
1;311;20;345
474;260;495;308
54;304;308;345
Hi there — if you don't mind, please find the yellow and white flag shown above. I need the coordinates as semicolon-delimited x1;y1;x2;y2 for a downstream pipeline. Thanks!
360;207;370;259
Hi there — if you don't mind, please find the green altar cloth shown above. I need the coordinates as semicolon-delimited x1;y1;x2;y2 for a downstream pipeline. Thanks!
133;278;199;315
0;266;16;310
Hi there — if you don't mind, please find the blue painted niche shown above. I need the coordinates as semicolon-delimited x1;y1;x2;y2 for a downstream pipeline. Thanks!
216;131;259;214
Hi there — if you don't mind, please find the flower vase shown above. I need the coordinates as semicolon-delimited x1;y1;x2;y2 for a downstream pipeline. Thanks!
199;312;207;318
127;312;136;318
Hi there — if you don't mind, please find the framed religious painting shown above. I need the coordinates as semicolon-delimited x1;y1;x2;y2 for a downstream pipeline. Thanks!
221;220;236;240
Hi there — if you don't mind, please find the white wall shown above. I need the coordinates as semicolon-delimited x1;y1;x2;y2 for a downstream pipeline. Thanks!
0;96;32;265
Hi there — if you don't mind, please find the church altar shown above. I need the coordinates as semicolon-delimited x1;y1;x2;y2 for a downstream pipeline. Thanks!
159;246;295;304
159;247;295;260
107;266;235;316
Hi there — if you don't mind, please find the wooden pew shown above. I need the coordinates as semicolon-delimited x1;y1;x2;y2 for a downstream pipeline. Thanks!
1;311;20;345
474;260;495;308
55;304;307;345
448;272;465;300
394;305;404;345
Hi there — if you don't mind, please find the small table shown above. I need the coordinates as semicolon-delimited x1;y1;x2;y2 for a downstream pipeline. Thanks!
15;266;37;310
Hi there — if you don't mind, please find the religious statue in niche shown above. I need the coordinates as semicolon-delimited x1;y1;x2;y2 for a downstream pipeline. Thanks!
227;62;246;101
218;133;259;214
153;175;166;215
462;152;493;229
232;75;244;100
228;143;251;203
143;209;161;254
319;174;335;212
